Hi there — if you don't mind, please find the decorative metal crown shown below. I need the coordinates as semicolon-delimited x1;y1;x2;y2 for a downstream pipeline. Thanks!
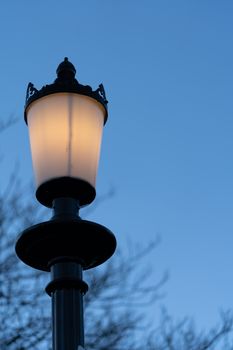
25;57;108;123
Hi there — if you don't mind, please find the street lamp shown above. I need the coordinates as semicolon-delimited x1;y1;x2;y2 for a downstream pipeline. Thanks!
15;58;116;350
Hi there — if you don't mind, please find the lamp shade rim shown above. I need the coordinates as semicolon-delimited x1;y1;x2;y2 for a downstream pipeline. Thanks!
25;88;108;124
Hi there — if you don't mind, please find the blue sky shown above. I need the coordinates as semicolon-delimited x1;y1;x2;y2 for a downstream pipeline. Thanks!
0;0;233;331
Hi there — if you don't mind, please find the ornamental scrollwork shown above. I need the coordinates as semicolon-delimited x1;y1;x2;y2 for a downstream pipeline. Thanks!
26;82;38;103
97;84;107;103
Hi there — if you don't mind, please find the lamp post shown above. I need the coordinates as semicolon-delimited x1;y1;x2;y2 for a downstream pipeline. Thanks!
15;58;116;350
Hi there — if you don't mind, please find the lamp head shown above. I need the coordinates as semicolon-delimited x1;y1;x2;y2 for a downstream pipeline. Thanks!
25;58;108;208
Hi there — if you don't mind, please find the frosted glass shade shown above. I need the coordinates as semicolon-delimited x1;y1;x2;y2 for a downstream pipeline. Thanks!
26;92;105;206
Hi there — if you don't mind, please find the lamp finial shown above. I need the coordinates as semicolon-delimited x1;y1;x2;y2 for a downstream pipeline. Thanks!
56;57;76;79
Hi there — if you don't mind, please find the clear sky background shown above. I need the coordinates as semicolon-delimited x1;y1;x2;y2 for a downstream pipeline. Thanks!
0;0;233;332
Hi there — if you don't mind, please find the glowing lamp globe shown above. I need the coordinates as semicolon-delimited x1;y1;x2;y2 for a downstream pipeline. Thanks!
25;58;108;207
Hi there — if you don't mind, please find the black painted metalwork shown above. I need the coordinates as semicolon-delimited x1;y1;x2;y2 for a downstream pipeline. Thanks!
16;197;116;349
46;260;86;350
36;177;96;208
16;198;116;271
25;57;108;123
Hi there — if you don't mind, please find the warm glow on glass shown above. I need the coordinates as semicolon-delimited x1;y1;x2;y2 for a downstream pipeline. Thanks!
26;93;104;189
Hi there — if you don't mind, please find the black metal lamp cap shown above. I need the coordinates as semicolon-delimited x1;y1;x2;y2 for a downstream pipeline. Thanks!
24;57;108;123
